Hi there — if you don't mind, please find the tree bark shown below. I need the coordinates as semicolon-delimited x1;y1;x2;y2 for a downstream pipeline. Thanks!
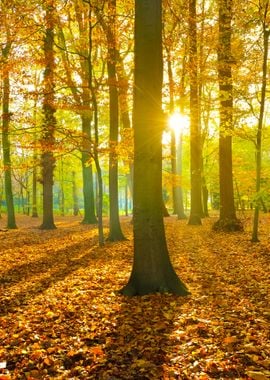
120;0;189;296
81;116;97;224
40;0;56;230
32;160;38;218
57;5;97;224
88;3;104;246
251;20;270;241
107;0;126;241
167;51;186;219
213;0;242;232
1;43;17;229
188;0;203;225
72;171;80;216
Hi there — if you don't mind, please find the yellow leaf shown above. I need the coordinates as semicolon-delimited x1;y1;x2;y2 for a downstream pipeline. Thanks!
246;371;269;380
132;359;149;368
46;311;55;319
163;311;173;320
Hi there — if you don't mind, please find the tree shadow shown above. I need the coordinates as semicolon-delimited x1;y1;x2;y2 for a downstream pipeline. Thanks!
88;294;190;379
0;234;99;316
0;225;93;250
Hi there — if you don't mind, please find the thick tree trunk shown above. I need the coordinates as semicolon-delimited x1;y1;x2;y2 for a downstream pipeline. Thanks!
40;0;56;230
1;44;17;229
213;0;242;232
120;0;189;296
188;0;203;225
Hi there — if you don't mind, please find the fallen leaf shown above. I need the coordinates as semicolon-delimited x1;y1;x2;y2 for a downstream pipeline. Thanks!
246;371;269;380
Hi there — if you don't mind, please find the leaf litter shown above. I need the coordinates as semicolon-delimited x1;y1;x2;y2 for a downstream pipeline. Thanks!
0;214;269;379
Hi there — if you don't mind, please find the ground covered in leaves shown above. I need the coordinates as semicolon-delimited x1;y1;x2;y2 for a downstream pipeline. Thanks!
0;213;269;380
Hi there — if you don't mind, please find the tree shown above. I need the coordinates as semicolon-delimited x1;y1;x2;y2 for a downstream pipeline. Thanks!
251;2;269;242
87;0;105;246
163;9;187;219
120;0;189;296
81;115;97;224
72;171;80;216
95;0;134;219
188;0;203;225
1;5;17;229
103;0;126;241
213;0;242;231
55;0;97;225
40;0;57;230
31;77;40;218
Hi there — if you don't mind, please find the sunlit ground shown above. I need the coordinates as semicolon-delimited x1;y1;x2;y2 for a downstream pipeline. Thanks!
0;213;269;379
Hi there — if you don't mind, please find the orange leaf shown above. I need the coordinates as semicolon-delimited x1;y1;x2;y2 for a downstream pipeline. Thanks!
223;336;237;344
90;346;104;356
43;357;54;366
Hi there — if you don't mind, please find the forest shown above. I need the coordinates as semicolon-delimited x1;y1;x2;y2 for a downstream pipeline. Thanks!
0;0;270;379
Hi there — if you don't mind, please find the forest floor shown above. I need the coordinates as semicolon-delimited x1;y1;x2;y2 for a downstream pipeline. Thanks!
0;212;269;380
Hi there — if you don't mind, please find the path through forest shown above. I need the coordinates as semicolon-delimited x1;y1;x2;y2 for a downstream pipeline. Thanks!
0;214;269;379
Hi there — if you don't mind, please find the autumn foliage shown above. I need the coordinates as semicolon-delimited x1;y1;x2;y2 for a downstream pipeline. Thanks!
0;214;269;379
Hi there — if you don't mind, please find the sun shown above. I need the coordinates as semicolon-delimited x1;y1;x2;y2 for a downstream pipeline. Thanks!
169;112;189;138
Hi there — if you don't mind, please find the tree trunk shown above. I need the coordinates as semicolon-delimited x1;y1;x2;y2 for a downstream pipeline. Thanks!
167;53;186;219
57;4;97;224
32;83;39;218
0;185;2;219
81;115;97;224
120;0;189;296
72;171;80;216
188;0;203;225
175;132;187;219
202;177;209;217
40;0;56;230
213;0;242;232
1;44;17;229
88;3;104;246
107;0;126;241
124;176;129;216
95;2;134;206
251;23;269;241
59;186;65;217
118;60;134;204
59;158;65;216
32;162;38;217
